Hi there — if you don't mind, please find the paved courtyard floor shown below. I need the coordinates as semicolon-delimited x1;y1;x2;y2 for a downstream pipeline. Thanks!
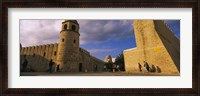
20;71;179;76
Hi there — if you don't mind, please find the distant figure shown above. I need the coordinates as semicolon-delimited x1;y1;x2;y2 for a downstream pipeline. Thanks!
103;65;107;71
112;64;116;72
144;61;150;72
156;66;162;73
151;65;156;72
116;65;120;71
48;59;54;73
22;58;28;72
138;63;142;72
94;65;97;72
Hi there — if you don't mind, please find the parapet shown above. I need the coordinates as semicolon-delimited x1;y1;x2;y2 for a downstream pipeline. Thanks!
79;48;90;55
90;55;105;64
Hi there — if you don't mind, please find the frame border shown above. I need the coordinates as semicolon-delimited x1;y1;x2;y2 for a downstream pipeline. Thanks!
1;0;199;95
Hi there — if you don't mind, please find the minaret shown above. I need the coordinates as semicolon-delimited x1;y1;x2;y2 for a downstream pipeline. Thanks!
56;20;80;72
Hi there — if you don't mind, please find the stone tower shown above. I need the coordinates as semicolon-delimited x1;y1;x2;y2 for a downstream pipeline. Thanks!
124;20;180;75
56;20;80;72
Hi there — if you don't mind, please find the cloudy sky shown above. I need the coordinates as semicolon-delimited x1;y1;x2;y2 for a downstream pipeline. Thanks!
20;20;180;60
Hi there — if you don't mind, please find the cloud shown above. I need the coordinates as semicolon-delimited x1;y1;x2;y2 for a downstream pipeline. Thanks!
20;20;62;47
78;20;133;45
87;48;118;53
20;20;134;47
20;20;180;47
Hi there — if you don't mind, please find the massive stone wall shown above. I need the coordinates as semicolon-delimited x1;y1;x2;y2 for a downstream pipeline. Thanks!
123;20;180;75
20;43;58;72
90;55;105;71
78;48;104;72
20;44;105;72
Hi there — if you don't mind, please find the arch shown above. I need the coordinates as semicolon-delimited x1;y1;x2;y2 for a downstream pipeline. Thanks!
72;25;76;31
54;51;57;56
64;24;67;30
73;39;76;44
79;63;82;72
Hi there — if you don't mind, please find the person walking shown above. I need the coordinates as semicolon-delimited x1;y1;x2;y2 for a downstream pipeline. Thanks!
144;61;150;72
48;59;54;73
151;65;156;72
138;63;142;72
22;58;28;72
94;65;97;72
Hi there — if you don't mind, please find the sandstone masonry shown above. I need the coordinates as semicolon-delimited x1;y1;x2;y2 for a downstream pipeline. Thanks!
123;20;180;75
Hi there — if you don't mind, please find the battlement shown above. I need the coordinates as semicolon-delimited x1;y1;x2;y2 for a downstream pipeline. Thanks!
90;55;105;64
79;47;105;63
20;43;58;55
79;48;90;55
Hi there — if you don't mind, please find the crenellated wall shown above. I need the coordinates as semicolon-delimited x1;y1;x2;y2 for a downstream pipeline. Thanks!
79;48;105;72
20;44;105;72
20;43;59;72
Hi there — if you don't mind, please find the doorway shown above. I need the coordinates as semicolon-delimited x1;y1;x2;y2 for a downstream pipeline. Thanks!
79;63;82;72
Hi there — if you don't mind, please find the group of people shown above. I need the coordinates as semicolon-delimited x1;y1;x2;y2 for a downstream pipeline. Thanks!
104;64;121;72
138;61;161;73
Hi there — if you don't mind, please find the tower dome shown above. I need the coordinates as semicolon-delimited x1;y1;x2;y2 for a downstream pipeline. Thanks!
61;20;79;33
63;20;78;24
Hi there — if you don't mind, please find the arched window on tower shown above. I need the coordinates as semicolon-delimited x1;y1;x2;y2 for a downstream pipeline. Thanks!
73;39;76;44
64;24;67;30
72;25;76;31
54;51;57;56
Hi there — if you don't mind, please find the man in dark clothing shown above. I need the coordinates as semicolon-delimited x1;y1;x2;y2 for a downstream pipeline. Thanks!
49;59;54;73
144;61;150;72
146;62;150;72
151;65;156;72
94;65;97;72
22;58;28;72
138;63;142;72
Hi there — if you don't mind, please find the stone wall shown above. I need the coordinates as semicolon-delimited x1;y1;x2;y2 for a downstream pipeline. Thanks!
123;20;180;75
154;20;180;71
79;48;104;72
20;44;105;72
20;43;58;72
